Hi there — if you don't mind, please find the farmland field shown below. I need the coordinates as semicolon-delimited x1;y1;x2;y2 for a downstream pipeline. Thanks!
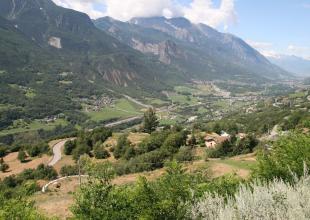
86;98;142;122
0;119;68;136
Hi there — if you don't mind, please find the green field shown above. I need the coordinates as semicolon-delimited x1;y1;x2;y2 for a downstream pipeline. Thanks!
86;98;142;121
213;100;230;109
174;85;199;95
147;98;170;106
169;93;199;105
289;92;306;99
216;159;257;170
0;119;68;136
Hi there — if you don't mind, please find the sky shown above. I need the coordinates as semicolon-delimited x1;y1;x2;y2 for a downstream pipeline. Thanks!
52;0;310;60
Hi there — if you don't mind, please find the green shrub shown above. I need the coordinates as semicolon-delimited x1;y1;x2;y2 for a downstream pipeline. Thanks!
64;140;77;155
113;134;131;159
114;150;166;175
137;130;170;154
27;143;49;157
175;146;194;162
161;132;187;155
0;146;7;158
72;162;195;220
60;165;79;176
18;164;57;181
94;146;110;159
192;175;310;220
0;161;9;173
254;132;310;182
72;145;91;161
17;151;27;163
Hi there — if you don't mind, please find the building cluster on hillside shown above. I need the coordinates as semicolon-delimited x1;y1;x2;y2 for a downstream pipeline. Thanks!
77;95;114;112
204;131;247;148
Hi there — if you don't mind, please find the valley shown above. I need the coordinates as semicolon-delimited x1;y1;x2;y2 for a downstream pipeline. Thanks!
0;0;309;219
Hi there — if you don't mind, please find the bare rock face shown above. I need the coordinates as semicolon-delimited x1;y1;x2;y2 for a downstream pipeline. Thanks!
131;38;185;64
48;37;62;49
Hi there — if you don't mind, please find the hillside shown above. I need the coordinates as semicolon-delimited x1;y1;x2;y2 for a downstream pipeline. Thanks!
0;0;186;92
95;16;290;82
0;0;189;132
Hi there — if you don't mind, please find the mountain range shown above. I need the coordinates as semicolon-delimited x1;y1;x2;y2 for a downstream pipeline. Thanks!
0;0;291;88
95;16;290;82
268;55;310;77
0;0;292;104
0;0;185;96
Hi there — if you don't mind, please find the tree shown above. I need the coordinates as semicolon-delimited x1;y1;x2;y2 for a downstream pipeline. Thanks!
0;198;47;220
254;132;310;182
94;146;110;159
64;140;76;155
18;151;27;163
161;132;187;155
213;123;222;135
114;134;131;159
142;108;159;134
0;158;9;173
72;161;194;220
175;147;194;162
0;146;7;158
188;133;197;146
60;165;78;176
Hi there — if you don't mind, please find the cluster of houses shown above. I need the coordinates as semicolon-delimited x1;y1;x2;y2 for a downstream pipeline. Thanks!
204;131;247;148
78;96;114;112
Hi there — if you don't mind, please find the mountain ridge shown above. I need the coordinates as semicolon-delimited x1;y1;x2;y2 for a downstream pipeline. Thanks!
95;16;291;82
0;0;187;94
268;54;310;77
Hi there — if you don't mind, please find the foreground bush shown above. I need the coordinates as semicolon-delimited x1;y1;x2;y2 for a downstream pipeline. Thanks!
72;162;197;220
192;173;310;220
254;132;310;182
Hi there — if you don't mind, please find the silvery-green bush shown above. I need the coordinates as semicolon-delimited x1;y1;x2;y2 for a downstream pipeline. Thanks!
192;171;310;220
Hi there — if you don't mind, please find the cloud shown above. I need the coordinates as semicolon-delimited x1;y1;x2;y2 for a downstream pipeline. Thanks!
247;41;310;60
287;44;310;59
183;0;237;28
52;0;237;29
52;0;105;18
246;40;279;58
246;40;273;49
103;0;182;21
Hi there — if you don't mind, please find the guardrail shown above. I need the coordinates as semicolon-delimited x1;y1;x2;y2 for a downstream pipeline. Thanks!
41;175;89;193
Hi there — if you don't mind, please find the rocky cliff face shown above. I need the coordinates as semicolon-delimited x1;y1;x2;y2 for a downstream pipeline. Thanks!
131;38;185;64
95;16;290;81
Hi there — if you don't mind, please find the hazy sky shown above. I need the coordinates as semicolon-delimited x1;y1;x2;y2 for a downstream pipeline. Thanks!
52;0;310;60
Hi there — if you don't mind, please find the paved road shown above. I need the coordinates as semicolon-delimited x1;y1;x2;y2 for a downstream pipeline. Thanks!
123;95;152;109
48;139;72;166
104;116;143;128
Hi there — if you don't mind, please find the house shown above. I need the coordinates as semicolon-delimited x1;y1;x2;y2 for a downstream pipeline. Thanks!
220;131;230;137
204;132;230;149
205;136;217;148
236;133;247;140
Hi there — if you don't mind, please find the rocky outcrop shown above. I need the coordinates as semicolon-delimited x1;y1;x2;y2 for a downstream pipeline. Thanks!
48;36;62;49
131;38;185;64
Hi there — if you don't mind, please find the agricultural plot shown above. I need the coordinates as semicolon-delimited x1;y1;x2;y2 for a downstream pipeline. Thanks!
86;98;142;122
0;119;68;136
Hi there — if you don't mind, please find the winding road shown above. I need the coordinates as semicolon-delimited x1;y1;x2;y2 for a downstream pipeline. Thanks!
48;139;73;166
